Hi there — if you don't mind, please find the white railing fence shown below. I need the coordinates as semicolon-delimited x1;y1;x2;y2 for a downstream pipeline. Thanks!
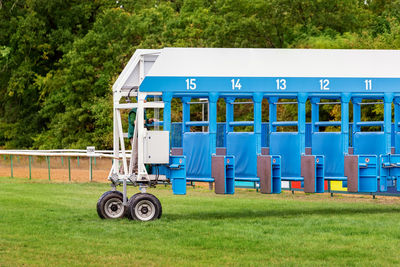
0;149;125;182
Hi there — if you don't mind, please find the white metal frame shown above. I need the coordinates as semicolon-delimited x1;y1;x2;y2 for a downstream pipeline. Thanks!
111;49;163;191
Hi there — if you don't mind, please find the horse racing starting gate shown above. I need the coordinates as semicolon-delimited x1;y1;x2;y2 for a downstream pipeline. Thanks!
96;48;400;221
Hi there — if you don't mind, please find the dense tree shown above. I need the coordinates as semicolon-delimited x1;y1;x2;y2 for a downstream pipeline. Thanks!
1;0;400;149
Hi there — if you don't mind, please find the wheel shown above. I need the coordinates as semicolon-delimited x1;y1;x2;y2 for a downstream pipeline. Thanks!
127;193;162;221
97;191;127;219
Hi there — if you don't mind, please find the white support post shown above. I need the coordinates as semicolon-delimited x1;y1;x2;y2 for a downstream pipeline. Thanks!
139;56;145;82
113;94;120;175
116;109;128;176
137;92;148;181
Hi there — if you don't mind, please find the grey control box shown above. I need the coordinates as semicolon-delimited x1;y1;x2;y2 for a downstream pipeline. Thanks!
144;131;170;164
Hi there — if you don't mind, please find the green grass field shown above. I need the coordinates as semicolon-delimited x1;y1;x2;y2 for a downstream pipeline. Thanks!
1;177;400;266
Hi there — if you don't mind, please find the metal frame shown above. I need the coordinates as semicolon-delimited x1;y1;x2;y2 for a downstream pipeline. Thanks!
110;48;400;198
111;50;166;196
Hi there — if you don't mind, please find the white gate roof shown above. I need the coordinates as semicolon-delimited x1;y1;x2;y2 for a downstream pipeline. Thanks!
147;48;400;78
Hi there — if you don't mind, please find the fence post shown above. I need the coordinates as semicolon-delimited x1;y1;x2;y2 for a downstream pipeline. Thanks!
29;156;32;180
77;156;80;166
89;157;93;182
10;155;13;178
46;156;51;181
61;156;64;166
68;157;71;182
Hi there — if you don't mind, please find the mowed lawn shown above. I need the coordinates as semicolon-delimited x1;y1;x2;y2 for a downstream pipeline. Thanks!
1;177;400;266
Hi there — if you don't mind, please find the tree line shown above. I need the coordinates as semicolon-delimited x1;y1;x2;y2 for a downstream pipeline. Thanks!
0;0;399;149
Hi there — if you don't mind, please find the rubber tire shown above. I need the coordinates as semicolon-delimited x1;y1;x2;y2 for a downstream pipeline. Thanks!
127;193;162;221
97;191;127;219
127;193;162;219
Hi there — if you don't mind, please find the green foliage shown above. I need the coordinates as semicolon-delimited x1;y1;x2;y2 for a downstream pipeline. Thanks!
1;0;400;148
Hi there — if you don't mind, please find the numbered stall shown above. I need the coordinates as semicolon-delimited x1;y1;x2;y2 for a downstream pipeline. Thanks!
96;48;400;221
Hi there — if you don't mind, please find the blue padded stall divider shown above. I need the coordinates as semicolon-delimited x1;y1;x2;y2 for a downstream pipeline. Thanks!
183;133;211;178
312;132;344;177
226;132;258;178
354;132;386;156
270;132;301;177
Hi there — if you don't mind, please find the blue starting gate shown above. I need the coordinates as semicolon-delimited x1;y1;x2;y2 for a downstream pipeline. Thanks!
120;48;400;196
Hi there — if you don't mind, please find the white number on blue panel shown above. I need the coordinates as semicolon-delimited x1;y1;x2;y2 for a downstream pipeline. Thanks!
319;79;330;90
365;80;372;90
231;79;242;90
185;78;196;90
276;79;286;90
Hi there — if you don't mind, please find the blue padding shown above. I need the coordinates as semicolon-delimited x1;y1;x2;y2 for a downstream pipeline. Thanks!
183;133;211;178
270;132;301;177
312;132;344;177
226;132;258;178
354;132;386;156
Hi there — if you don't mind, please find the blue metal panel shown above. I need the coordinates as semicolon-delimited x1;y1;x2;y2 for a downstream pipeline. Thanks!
396;133;400;154
225;156;235;194
226;132;257;178
315;156;325;193
183;133;211;178
270;132;301;177
391;123;395;150
379;154;400;192
169;156;186;195
217;123;226;147
305;123;312;147
254;93;263;155
380;155;390;192
271;155;282;193
209;93;218;156
341;95;351;154
141;76;400;94
312;132;344;177
182;97;191;133
384;93;394;154
171;123;182;147
261;123;269;147
163;92;172;132
235;181;256;188
298;93;307;155
353;132;386;156
358;155;378;192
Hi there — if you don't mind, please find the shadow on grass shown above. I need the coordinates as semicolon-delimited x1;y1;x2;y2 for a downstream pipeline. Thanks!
165;206;400;221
